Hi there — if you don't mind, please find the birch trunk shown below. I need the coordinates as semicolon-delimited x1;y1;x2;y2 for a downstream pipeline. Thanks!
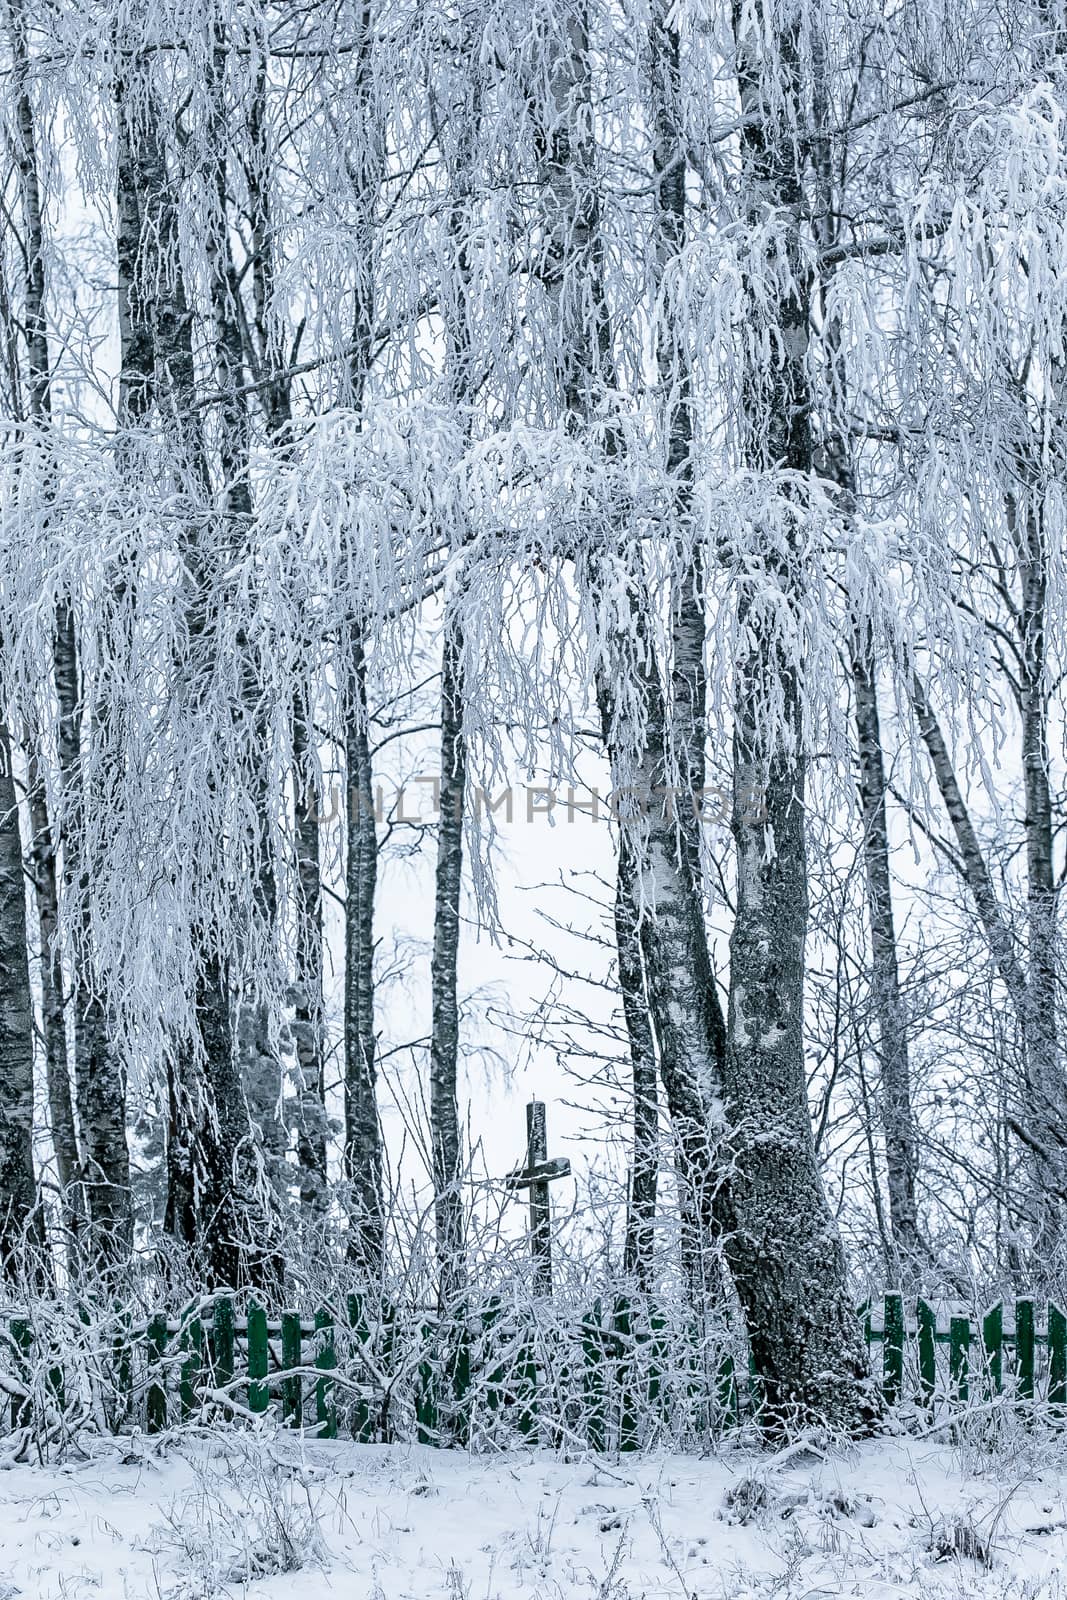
11;0;133;1254
344;635;383;1273
0;722;39;1271
114;51;268;1282
203;28;286;1190
340;5;385;1274
429;616;467;1305
852;628;922;1277
5;0;83;1241
592;615;727;1252
616;846;658;1289
535;10;728;1264
24;740;82;1235
653;3;705;902
724;1;875;1429
911;660;1064;1257
244;66;328;1213
293;689;328;1211
1017;496;1063;1254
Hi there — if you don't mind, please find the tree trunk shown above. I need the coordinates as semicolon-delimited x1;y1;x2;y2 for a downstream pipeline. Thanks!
911;657;1064;1258
592;606;727;1252
723;1;875;1430
6;0;85;1246
23;739;82;1237
728;659;873;1428
344;635;383;1274
804;24;925;1285
166;950;280;1290
1017;501;1063;1256
203;27;286;1194
852;628;922;1278
293;689;328;1211
114;52;269;1281
653;1;706;902
336;7;385;1276
429;613;467;1307
616;846;658;1290
0;723;40;1273
533;7;728;1266
57;606;131;1263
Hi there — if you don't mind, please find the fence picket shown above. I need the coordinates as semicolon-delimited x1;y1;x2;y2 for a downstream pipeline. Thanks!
315;1308;337;1439
281;1311;302;1427
917;1299;936;1405
949;1315;969;1402
212;1297;235;1401
648;1303;667;1427
10;1318;30;1430
146;1313;168;1433
883;1293;904;1404
1049;1303;1067;1407
982;1303;1003;1395
614;1296;637;1452
247;1301;269;1415
416;1323;437;1445
180;1311;202;1419
447;1303;471;1449
516;1316;537;1440
112;1308;133;1431
582;1299;605;1454
1016;1299;1035;1401
482;1296;504;1417
346;1295;371;1442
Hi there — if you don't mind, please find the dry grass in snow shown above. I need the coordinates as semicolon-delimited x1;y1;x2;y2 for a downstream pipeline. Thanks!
2;1430;1067;1598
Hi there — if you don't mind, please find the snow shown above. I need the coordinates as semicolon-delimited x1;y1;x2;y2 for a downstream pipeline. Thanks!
3;1434;1067;1598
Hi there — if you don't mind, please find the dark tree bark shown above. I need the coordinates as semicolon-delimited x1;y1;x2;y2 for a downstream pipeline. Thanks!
200;27;287;1193
114;50;272;1285
292;688;328;1211
165;951;279;1289
852;629;922;1278
616;848;658;1289
1016;491;1063;1254
591;588;728;1266
653;2;706;903
7;0;132;1261
344;635;383;1274
429;614;467;1306
426;54;486;1307
910;664;1064;1259
244;63;328;1213
805;32;924;1284
5;0;84;1244
0;723;40;1272
722;1;875;1431
23;741;82;1237
339;7;386;1275
532;11;728;1275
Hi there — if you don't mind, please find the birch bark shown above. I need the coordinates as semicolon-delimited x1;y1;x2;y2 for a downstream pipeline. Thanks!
723;1;875;1428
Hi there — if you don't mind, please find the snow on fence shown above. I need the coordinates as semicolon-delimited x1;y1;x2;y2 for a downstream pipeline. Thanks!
860;1293;1067;1408
2;1290;735;1451
4;1293;1066;1448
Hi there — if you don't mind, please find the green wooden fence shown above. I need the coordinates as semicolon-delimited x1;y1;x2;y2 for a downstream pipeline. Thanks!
861;1294;1067;1407
2;1291;726;1449
5;1293;1066;1446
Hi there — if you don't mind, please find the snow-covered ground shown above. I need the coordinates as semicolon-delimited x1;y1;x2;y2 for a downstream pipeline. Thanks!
2;1431;1067;1598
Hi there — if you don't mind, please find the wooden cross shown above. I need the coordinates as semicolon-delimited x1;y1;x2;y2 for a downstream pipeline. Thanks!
506;1100;571;1296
